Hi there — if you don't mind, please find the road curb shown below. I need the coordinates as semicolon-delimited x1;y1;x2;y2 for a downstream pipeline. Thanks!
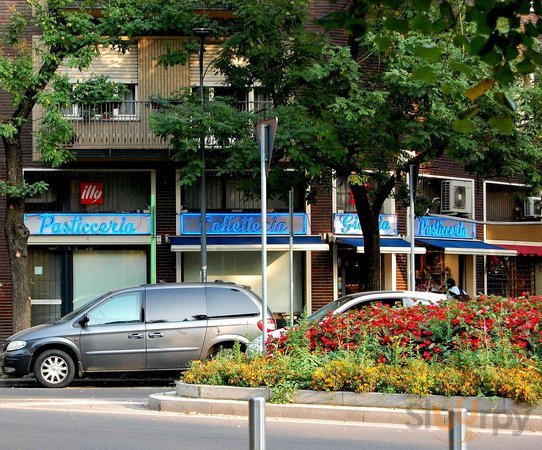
148;383;542;432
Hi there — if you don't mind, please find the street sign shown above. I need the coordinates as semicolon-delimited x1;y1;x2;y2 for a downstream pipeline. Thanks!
255;117;278;175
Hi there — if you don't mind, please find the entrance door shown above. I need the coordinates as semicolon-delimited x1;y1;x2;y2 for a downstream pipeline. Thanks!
28;250;64;325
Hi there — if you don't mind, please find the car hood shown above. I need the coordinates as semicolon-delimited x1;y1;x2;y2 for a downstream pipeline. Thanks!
6;321;72;342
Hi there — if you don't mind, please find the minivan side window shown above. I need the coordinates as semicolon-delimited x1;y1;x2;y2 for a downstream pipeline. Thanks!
86;291;142;326
206;287;259;318
145;287;206;322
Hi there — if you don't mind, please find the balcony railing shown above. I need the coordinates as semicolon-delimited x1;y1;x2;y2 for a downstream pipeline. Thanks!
65;102;169;150
63;100;273;151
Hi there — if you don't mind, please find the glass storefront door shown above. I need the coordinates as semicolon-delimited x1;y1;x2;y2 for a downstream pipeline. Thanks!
29;250;63;326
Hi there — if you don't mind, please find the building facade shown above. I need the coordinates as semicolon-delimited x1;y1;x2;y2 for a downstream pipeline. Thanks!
0;2;538;342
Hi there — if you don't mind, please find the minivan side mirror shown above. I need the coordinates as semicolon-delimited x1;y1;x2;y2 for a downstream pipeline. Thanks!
78;314;89;327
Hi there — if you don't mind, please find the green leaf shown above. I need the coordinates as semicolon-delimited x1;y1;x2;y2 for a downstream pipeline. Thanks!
412;0;429;11
526;49;542;65
458;105;480;119
494;62;514;85
440;83;455;94
413;45;443;63
449;60;472;76
384;17;410;33
409;15;432;34
488;116;514;134
468;35;487;56
374;35;393;52
453;34;469;48
525;21;539;38
474;0;495;12
452;119;474;133
480;51;502;66
516;59;536;75
411;65;438;85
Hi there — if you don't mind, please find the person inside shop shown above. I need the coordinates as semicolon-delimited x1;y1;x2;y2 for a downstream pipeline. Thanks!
446;278;470;301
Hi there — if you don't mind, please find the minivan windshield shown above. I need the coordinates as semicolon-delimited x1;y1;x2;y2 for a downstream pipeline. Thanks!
55;294;105;323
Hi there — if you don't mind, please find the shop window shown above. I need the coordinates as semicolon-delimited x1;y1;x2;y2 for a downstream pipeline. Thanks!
182;174;293;211
415;252;450;293
335;179;393;214
485;184;531;222
487;256;534;297
24;171;150;213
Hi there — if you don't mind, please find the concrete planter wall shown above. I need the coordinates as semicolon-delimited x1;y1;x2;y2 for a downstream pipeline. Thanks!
176;381;542;415
147;382;542;431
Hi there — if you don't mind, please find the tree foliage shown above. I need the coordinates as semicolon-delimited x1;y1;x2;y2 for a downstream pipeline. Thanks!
0;0;151;331
147;0;542;290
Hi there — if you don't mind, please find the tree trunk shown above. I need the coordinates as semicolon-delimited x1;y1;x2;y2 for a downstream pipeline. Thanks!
350;184;381;291
3;134;31;332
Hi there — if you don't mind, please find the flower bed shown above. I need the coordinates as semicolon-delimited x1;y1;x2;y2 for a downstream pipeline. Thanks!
182;296;542;404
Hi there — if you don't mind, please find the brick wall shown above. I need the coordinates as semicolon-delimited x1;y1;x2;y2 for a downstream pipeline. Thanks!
309;182;334;312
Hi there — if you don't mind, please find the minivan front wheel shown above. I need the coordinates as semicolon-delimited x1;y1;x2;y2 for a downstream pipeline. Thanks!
34;349;75;388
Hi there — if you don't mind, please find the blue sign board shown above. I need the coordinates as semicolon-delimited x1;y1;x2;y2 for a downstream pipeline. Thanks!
24;213;151;235
333;213;397;236
180;213;308;235
415;216;476;239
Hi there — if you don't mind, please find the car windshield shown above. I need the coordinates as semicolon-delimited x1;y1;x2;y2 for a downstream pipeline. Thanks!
54;294;105;323
306;294;364;322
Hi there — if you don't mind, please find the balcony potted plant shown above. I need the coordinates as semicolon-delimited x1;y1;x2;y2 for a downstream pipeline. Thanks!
71;75;127;120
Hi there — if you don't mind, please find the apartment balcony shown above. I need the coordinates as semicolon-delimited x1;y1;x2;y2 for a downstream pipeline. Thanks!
60;100;272;154
66;101;169;151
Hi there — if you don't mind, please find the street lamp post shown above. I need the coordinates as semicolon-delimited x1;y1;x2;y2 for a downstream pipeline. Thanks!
194;27;211;283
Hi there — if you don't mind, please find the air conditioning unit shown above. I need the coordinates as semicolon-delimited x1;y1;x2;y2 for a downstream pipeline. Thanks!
440;180;472;214
524;196;542;217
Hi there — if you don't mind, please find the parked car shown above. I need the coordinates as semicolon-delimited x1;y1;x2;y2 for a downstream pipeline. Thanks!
250;290;446;353
0;281;275;388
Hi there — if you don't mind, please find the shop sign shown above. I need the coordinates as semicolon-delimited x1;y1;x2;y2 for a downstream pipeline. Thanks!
415;216;476;239
333;213;397;236
24;213;151;235
180;212;308;235
80;182;104;205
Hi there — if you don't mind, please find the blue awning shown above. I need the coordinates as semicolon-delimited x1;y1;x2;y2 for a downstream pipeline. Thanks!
416;238;517;256
335;237;426;254
169;235;329;252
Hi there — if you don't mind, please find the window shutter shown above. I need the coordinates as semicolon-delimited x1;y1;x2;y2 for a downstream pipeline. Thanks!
190;44;225;86
60;45;138;84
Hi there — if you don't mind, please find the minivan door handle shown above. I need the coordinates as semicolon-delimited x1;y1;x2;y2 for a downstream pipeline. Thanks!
128;333;144;339
148;332;164;338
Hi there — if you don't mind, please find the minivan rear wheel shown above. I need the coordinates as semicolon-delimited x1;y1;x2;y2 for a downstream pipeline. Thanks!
34;349;75;388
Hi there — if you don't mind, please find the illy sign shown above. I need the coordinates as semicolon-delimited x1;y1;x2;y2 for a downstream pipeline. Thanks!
80;182;104;205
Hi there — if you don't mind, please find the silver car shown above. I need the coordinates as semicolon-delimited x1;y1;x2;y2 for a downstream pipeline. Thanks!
250;290;446;352
0;282;275;388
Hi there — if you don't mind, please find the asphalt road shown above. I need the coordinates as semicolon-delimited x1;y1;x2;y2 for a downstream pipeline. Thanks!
1;376;541;450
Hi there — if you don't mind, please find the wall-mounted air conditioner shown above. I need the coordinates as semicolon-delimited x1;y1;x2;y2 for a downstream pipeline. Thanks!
524;196;542;217
440;180;472;214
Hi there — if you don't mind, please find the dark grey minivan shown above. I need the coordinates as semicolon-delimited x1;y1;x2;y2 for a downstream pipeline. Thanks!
0;282;275;388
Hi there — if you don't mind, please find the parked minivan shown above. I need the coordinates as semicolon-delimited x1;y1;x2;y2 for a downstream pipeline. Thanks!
0;282;275;388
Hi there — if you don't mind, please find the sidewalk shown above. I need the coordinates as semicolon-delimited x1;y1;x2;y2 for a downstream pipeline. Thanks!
148;382;542;433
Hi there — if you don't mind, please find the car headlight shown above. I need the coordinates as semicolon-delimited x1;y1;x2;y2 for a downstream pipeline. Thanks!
6;340;27;351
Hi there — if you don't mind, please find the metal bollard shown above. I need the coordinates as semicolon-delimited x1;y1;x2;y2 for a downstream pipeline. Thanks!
449;408;467;450
249;397;266;450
